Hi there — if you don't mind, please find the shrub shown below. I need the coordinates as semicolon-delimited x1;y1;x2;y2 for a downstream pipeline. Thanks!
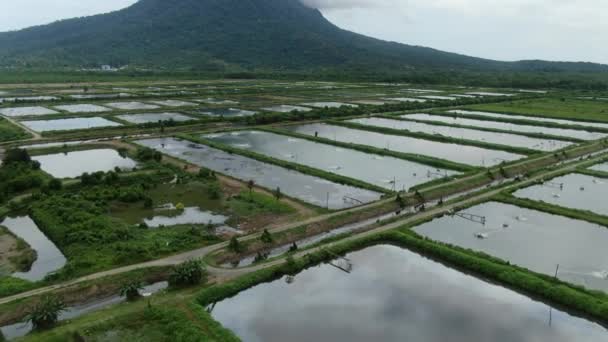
26;295;66;330
120;280;144;301
169;259;206;287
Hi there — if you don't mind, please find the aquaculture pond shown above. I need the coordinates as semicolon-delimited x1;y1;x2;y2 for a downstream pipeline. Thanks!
283;123;523;167
403;113;606;141
0;106;58;117
384;97;427;103
418;95;458;101
20;117;122;132
449;110;608;130
195;108;257;117
149;100;197;107
0;216;66;282
261;105;312;113
300;102;357;108
212;245;607;342
116;112;195;124
104;102;160;110
349;117;572;152
0;281;168;340
32;149;137;178
205;130;459;191
53;104;110;113
512;173;608;216
590;162;608;173
135;138;381;209
413;202;608;292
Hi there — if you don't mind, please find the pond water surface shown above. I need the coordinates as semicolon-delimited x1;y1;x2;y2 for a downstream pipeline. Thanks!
33;149;137;178
205;130;459;191
283;123;523;167
105;102;160;110
413;201;608;292
300;102;357;108
196;108;257;117
135;138;382;209
0;107;58;117
21;117;121;132
512;173;608;216
0;216;66;282
449;110;608;130
349;117;572;151
212;245;607;342
116;112;194;124
403;113;606;141
590;162;608;173
261;105;312;113
53;104;110;113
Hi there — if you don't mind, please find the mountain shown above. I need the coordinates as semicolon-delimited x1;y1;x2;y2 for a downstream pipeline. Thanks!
0;0;606;73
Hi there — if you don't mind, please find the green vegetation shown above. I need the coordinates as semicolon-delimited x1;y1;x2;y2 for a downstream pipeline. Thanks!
0;276;38;298
20;302;239;342
469;97;608;123
0;118;30;142
0;149;50;205
119;280;144;301
169;259;207;287
28;172;221;281
26;295;66;330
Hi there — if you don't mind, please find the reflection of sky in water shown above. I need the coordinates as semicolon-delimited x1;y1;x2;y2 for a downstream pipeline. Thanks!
514;173;608;216
0;216;66;282
135;138;381;209
284;123;523;167
415;202;608;293
33;149;137;178
205;130;459;192
350;117;572;152
407;113;606;141
213;245;607;342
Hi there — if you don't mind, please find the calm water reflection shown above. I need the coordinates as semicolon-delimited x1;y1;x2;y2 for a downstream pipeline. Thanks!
33;149;137;178
349;117;572;151
21;117;121;132
135;138;381;209
212;245;607;342
414;202;608;292
205;130;459;191
403;113;606;141
284;123;523;167
513;173;608;216
0;216;65;282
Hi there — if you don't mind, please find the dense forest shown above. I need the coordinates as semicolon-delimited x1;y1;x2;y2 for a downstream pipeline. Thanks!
0;0;606;78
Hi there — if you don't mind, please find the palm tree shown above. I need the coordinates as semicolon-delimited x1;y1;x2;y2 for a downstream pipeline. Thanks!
27;295;66;330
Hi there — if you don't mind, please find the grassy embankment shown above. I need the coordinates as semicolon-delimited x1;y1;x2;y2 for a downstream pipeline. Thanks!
468;97;608;123
0;118;31;143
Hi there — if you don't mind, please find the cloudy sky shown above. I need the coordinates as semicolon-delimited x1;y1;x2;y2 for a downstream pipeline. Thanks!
0;0;606;64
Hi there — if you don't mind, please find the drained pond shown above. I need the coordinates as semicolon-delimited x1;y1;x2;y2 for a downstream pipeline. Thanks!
283;123;523;167
135;138;382;209
413;202;608;292
211;245;607;342
512;173;608;216
349;117;572;151
33;149;137;178
205;130;459;191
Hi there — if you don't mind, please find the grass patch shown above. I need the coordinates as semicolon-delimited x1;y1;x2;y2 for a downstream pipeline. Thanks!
0;118;30;142
468;97;608;123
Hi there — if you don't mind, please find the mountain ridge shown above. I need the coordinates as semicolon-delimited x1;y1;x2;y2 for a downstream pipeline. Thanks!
0;0;605;73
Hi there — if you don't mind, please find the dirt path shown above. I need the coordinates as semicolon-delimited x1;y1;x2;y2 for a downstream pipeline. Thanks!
1;147;605;306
